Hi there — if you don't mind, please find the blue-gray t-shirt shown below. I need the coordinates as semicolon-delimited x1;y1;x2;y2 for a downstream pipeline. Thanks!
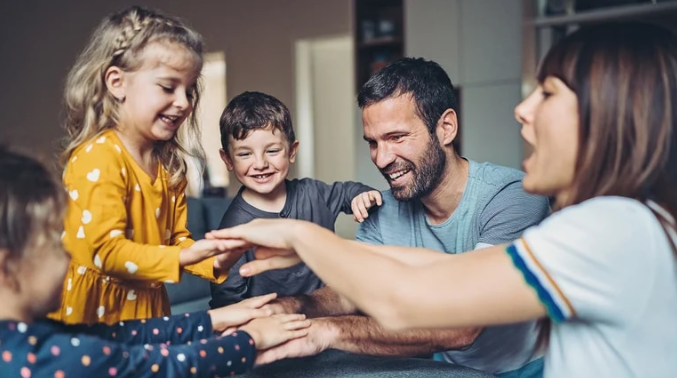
356;160;550;376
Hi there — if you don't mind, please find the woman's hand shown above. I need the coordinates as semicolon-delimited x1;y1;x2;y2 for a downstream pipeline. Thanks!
206;219;306;276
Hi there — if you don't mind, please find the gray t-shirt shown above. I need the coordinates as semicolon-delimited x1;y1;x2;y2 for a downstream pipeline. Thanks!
356;160;550;376
210;178;373;308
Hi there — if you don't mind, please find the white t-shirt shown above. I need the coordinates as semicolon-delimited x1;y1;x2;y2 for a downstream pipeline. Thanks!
508;196;677;378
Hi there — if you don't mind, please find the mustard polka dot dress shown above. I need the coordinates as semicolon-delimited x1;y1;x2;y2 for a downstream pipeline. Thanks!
50;129;226;324
0;311;255;377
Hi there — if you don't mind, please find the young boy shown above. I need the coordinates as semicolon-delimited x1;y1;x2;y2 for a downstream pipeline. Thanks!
209;91;382;308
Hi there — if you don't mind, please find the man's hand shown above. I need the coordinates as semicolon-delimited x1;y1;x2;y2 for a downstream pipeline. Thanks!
351;190;383;223
260;296;302;315
254;318;335;365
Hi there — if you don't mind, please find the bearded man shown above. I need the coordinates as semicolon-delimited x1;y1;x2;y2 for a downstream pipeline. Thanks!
257;58;550;378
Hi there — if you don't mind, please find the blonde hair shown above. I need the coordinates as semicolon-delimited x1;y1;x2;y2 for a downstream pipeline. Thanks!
61;6;205;189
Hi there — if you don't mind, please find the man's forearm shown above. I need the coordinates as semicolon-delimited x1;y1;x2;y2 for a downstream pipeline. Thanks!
320;315;482;357
276;286;358;318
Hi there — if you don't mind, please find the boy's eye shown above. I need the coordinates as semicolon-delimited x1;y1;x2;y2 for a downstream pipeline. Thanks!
236;152;251;157
160;85;173;93
267;149;280;154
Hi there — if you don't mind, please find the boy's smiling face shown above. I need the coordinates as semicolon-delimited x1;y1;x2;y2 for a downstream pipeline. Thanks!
221;126;299;201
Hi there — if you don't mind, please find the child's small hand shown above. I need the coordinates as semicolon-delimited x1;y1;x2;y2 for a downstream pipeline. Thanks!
209;293;278;334
239;314;310;351
351;190;383;223
179;239;249;268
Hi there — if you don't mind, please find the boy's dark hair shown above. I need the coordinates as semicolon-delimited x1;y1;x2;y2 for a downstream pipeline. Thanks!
219;91;296;151
357;57;460;150
0;148;65;279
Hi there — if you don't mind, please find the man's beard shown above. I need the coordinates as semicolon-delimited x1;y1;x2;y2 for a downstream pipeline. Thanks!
381;134;447;202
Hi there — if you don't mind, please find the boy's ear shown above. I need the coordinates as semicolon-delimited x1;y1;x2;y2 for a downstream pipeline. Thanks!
105;66;126;100
288;141;300;163
219;148;234;171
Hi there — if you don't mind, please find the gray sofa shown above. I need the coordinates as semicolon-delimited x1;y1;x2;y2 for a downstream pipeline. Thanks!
165;196;232;314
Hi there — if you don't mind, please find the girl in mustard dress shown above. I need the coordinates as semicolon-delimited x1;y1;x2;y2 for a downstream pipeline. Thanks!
51;6;243;324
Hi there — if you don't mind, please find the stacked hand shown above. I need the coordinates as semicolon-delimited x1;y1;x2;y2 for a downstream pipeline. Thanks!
206;219;305;276
209;292;311;353
209;293;278;334
179;238;249;269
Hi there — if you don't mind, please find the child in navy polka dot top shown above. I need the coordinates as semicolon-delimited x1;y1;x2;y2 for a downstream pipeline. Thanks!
0;148;310;377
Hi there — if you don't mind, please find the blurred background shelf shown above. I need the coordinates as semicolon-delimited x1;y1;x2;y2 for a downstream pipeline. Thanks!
354;0;404;91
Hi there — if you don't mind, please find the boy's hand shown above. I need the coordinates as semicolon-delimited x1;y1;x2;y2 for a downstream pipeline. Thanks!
351;190;383;223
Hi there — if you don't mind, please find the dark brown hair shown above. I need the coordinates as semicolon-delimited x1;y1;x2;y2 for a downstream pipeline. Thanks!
219;91;296;152
357;57;461;151
534;21;677;350
538;22;677;219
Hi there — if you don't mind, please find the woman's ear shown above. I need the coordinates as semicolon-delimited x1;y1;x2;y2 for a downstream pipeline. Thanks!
219;148;234;171
105;66;127;101
288;141;300;164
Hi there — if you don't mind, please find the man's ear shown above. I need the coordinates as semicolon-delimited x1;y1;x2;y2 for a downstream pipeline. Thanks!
219;148;234;171
288;141;300;164
437;108;459;147
105;66;127;101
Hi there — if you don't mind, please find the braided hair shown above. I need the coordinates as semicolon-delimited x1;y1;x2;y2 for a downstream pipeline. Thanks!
61;6;205;189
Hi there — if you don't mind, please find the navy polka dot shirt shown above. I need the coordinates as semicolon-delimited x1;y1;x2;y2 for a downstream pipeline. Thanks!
0;311;255;377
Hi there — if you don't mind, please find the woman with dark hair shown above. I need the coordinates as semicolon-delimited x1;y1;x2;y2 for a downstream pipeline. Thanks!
208;22;677;378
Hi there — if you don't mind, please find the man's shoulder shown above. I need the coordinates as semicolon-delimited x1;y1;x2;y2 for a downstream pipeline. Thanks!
378;189;403;210
466;160;549;214
369;189;418;222
470;161;525;187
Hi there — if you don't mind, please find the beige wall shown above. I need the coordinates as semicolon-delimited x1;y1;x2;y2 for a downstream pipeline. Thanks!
0;0;351;167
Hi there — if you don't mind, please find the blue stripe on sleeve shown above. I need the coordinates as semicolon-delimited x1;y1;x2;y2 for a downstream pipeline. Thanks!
505;243;566;323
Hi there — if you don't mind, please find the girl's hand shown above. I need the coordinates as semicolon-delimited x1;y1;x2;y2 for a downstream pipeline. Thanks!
209;293;278;333
239;314;310;351
179;238;249;268
351;190;383;223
